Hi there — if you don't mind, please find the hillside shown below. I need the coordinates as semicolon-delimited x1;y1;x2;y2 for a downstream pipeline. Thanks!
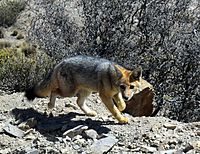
0;0;199;153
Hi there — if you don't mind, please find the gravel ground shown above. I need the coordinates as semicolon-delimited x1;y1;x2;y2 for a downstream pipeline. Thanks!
0;92;199;154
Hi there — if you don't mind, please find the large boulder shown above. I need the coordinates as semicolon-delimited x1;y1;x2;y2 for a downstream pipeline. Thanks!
124;79;156;117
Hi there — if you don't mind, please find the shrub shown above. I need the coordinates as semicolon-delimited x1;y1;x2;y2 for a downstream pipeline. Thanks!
27;0;200;122
0;0;26;27
0;40;11;49
0;47;55;92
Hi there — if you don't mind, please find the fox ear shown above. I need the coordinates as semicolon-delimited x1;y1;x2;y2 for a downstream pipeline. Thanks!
130;66;142;81
114;65;123;79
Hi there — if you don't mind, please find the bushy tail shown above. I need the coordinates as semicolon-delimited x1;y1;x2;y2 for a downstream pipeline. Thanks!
25;71;54;101
25;86;37;101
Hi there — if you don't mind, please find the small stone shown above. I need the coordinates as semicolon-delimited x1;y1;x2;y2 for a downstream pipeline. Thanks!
25;148;39;154
0;148;11;154
196;131;200;136
73;134;83;140
61;148;70;154
168;139;178;145
72;144;80;150
182;144;194;153
140;145;157;153
90;134;118;154
131;147;140;152
3;123;25;138
18;122;30;131
118;141;125;146
84;129;98;139
159;149;183;154
74;138;86;145
127;144;137;149
192;141;200;150
63;125;88;138
151;140;160;147
163;123;177;129
26;118;38;128
24;134;37;140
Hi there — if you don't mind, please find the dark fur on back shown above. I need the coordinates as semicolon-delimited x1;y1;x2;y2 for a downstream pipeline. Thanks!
25;86;36;101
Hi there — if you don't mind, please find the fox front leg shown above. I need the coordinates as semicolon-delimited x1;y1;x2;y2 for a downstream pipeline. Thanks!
113;93;126;112
100;93;129;124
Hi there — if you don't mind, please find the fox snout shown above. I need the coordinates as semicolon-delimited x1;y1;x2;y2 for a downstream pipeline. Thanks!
120;84;134;101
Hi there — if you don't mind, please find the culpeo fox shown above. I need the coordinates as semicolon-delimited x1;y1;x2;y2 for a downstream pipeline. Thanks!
25;56;142;123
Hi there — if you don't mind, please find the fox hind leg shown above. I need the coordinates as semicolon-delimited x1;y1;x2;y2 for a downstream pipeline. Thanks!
48;91;57;109
77;90;97;116
44;91;57;117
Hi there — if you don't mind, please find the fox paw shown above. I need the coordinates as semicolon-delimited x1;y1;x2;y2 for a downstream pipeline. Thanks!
118;117;129;124
86;111;97;117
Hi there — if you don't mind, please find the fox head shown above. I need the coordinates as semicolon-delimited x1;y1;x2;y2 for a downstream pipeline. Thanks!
115;65;142;101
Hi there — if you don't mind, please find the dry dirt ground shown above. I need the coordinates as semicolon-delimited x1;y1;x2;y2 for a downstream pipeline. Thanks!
0;92;199;154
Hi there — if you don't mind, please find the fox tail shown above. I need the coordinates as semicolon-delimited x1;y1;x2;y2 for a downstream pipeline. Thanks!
25;71;54;101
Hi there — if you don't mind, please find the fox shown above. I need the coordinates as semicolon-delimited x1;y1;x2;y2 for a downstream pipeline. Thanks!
25;55;142;123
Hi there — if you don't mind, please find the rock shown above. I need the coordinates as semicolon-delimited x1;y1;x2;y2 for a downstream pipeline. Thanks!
196;131;200;136
0;115;7;121
192;141;200;150
163;123;177;129
25;148;39;154
18;122;30;131
26;118;38;128
18;118;38;131
140;145;157;153
63;125;88;138
90;134;118;154
168;139;178;145
124;80;155;117
0;148;11;154
182;144;194;153
118;141;125;146
3;123;25;138
159;149;183;154
24;134;37;140
61;148;71;154
84;129;98;139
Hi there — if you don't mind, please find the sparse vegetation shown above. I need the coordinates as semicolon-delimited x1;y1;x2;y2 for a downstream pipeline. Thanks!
28;0;200;122
0;40;11;49
0;46;55;92
0;0;26;27
20;42;37;57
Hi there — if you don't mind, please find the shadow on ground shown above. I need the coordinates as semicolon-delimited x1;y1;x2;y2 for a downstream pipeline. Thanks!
11;108;114;141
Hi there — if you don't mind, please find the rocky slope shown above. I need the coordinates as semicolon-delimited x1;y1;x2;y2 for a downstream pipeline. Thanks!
0;92;199;154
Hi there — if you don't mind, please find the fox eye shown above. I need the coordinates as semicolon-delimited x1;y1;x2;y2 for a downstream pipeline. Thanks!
130;85;134;89
120;85;126;90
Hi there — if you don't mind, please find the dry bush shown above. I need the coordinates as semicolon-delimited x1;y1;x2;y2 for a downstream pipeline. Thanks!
26;0;199;122
0;0;26;27
0;47;55;92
